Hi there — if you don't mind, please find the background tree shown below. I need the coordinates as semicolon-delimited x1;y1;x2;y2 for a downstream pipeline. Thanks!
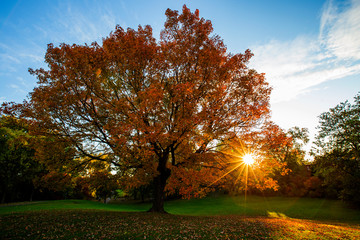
33;171;75;199
82;160;119;203
88;170;119;203
222;123;314;197
10;5;271;212
222;122;308;196
0;114;90;202
272;126;311;197
0;116;43;203
216;134;282;195
313;92;360;205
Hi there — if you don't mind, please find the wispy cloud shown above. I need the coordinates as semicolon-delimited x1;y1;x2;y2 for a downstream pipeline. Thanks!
0;36;43;69
0;53;20;64
0;0;130;104
48;0;127;44
250;0;360;103
321;0;360;60
9;83;27;94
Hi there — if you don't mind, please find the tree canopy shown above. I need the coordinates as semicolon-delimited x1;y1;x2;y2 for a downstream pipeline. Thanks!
0;116;40;203
313;92;360;204
4;5;272;212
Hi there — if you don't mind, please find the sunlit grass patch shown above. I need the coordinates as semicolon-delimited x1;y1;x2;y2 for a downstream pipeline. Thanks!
264;217;360;240
267;211;289;219
165;195;360;224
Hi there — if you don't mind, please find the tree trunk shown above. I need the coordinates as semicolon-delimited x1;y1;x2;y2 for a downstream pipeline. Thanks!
29;188;34;202
148;154;171;213
140;187;145;203
1;192;5;204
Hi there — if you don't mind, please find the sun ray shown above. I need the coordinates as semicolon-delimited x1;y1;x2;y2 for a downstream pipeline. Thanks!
210;161;243;186
209;138;262;195
234;162;247;185
249;164;259;184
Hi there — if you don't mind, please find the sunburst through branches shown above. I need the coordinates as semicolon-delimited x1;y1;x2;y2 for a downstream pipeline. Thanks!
211;140;260;196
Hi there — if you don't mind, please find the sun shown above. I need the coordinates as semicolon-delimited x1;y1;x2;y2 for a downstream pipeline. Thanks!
243;153;255;165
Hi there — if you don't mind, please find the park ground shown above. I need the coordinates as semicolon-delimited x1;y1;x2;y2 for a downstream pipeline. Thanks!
1;195;360;239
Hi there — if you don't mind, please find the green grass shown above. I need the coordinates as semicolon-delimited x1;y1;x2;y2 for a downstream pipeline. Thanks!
1;195;360;224
165;195;360;224
1;195;360;239
0;199;150;215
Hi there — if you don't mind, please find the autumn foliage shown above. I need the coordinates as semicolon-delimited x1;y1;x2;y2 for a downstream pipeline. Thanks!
8;5;273;212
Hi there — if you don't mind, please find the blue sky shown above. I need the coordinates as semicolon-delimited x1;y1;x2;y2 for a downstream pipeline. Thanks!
1;0;360;154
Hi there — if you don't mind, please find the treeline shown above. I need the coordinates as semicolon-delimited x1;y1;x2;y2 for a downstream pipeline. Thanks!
261;92;360;206
1;92;360;206
0;116;119;203
312;93;360;204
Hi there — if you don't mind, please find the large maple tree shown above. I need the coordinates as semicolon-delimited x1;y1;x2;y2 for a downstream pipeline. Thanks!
22;6;271;212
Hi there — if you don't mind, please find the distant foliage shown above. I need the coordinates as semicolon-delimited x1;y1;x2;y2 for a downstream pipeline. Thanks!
273;126;313;197
313;92;360;205
0;116;40;203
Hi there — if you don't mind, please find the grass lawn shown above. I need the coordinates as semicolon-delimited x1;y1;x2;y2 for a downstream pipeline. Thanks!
1;195;360;239
165;195;360;224
0;199;150;215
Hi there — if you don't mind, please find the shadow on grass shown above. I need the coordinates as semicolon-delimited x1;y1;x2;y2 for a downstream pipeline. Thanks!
165;195;360;224
0;210;273;239
2;210;360;239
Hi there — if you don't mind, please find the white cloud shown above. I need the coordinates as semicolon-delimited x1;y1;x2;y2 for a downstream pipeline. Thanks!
0;53;20;64
19;53;43;63
0;38;43;71
322;0;360;60
250;0;360;103
319;0;338;41
9;84;26;94
0;43;11;51
49;1;126;45
9;84;19;89
0;0;130;105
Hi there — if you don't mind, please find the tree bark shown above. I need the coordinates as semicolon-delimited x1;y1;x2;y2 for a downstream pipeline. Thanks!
29;188;34;202
148;154;171;213
1;192;5;204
